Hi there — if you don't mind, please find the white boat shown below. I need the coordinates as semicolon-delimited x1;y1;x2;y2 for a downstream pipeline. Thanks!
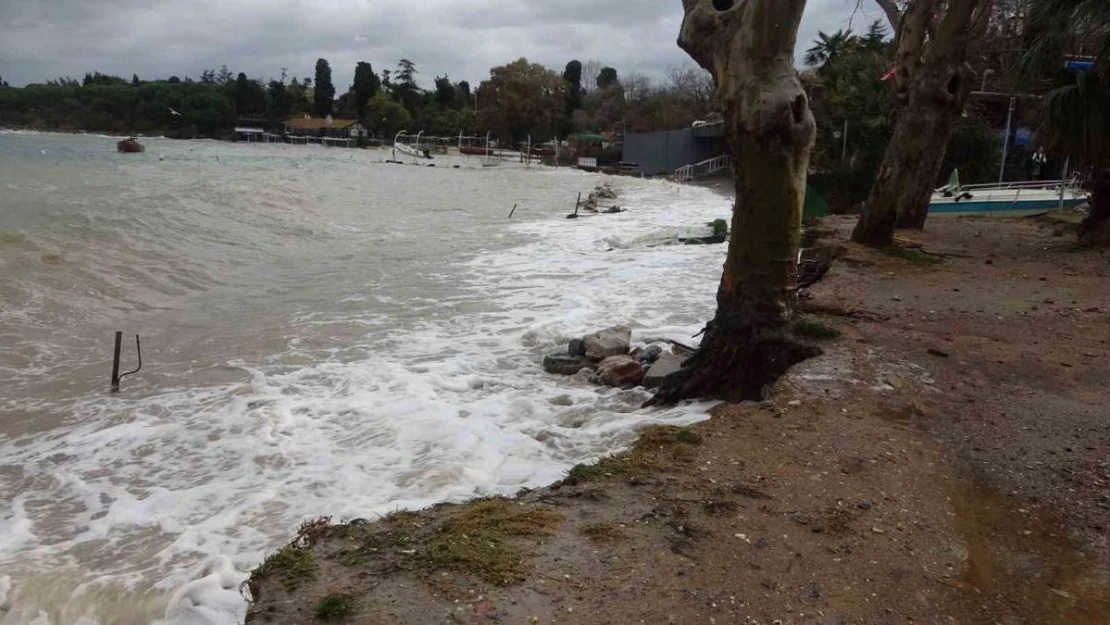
929;170;1087;217
394;142;433;160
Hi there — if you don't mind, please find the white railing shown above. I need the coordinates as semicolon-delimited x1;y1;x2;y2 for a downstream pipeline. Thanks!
675;154;732;182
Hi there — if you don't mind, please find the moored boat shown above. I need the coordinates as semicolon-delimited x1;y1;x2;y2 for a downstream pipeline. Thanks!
929;170;1087;217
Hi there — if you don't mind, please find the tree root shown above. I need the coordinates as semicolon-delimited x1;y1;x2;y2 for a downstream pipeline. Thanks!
646;330;820;406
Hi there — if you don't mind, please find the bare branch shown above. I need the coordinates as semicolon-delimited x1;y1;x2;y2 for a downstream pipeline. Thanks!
873;0;904;31
928;0;991;64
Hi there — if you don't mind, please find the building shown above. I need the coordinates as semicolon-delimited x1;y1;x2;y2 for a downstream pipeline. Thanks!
234;126;265;142
283;115;368;146
621;121;727;176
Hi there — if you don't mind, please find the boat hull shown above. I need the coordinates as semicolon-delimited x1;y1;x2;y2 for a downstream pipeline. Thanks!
394;143;433;159
929;190;1087;217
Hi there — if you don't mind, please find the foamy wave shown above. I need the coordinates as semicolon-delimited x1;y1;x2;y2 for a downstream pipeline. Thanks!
0;153;732;624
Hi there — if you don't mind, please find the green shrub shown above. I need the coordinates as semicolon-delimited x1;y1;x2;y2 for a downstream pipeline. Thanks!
315;593;353;621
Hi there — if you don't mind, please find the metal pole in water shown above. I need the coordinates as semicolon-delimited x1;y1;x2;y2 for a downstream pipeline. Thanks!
998;96;1015;185
110;331;123;392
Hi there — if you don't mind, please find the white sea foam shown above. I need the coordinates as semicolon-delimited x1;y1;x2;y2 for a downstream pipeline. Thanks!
0;139;734;624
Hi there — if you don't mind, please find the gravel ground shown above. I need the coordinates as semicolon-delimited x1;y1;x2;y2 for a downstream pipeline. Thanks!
247;215;1110;625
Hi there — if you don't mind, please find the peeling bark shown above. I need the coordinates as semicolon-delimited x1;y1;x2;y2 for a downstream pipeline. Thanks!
651;0;818;404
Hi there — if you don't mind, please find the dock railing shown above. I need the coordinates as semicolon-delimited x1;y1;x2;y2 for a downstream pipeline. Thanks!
675;154;733;182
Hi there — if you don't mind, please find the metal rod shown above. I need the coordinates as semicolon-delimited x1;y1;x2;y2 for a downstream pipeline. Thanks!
118;335;142;386
1058;157;1070;211
998;96;1016;185
110;331;123;393
508;203;518;219
574;192;582;216
841;119;848;166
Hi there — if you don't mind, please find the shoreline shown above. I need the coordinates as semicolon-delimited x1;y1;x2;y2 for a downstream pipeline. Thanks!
246;214;1110;624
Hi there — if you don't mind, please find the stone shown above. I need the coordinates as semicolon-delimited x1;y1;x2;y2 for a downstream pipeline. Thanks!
597;355;645;387
583;325;632;360
570;367;601;386
640;345;664;364
642;353;684;389
543;355;595;376
567;338;587;357
549;395;574;406
595;185;618;200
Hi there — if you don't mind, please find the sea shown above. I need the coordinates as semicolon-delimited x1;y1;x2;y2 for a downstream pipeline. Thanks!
0;131;730;624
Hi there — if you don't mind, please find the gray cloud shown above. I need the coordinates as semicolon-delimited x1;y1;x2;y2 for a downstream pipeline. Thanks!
0;0;889;89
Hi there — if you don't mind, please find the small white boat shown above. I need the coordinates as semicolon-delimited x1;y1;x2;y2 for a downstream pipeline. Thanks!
394;142;433;160
929;170;1087;217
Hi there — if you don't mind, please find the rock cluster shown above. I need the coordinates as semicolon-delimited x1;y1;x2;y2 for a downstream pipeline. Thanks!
543;325;687;389
580;183;625;214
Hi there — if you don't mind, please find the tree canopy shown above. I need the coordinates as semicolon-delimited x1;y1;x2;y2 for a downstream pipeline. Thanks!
314;58;335;117
477;58;565;143
352;62;380;114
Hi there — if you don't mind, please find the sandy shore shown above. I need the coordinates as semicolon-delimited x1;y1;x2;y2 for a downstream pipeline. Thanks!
245;215;1110;625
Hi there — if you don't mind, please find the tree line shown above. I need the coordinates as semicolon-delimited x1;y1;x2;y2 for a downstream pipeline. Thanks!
0;57;714;144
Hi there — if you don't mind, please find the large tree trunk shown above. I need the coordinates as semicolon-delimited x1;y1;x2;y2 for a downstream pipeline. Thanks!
1079;167;1110;246
852;0;989;245
651;0;818;405
853;63;974;244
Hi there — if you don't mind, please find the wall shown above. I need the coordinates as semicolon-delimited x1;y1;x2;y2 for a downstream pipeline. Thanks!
621;128;724;176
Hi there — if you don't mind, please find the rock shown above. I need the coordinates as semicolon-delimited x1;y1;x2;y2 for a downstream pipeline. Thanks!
549;395;574;406
671;342;697;357
570;367;601;386
543;355;595;376
594;185;618;200
116;138;145;153
597;355;645;387
603;206;624;214
642;353;684;389
640;345;664;364
567;338;587;357
584;325;632;360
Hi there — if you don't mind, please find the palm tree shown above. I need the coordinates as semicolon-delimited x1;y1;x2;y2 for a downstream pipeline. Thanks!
805;30;855;68
861;20;889;53
1023;0;1110;242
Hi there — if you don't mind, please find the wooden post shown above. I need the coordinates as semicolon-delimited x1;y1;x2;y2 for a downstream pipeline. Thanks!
110;331;122;393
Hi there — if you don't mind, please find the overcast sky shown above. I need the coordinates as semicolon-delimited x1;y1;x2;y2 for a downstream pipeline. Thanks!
0;0;889;89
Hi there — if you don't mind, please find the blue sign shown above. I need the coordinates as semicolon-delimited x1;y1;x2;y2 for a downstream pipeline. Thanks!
1066;60;1095;73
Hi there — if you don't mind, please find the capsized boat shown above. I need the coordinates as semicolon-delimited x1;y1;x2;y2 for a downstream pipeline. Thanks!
929;169;1087;217
394;142;433;160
